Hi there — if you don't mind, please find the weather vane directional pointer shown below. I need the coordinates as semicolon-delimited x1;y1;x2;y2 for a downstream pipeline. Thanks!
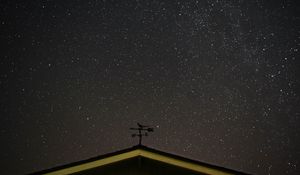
130;123;154;145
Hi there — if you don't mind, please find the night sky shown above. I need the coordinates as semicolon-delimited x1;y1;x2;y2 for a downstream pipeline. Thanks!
0;0;299;175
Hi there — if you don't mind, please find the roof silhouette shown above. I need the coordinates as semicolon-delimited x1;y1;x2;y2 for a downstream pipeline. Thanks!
29;145;251;175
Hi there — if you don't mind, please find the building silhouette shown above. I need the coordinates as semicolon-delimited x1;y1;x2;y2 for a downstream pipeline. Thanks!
31;145;250;175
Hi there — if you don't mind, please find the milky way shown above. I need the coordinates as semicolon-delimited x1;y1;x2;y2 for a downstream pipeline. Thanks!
0;1;299;175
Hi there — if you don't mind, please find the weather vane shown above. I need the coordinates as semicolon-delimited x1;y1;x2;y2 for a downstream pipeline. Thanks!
130;123;154;145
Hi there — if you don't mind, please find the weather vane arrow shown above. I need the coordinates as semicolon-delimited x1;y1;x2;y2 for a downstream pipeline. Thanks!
130;123;154;145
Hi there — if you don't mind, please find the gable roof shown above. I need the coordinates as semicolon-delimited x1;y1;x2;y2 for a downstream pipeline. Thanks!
30;145;251;175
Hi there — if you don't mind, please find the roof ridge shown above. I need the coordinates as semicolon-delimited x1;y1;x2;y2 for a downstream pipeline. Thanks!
28;145;252;175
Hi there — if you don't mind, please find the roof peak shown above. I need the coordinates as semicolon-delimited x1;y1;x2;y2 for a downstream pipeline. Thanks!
29;145;251;175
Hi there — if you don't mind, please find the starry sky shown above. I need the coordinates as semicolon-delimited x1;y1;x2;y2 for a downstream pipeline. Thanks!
0;0;299;175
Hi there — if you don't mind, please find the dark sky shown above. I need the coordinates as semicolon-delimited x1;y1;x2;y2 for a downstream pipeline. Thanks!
0;0;299;174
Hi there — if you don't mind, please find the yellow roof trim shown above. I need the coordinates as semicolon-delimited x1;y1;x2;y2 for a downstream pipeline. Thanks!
139;149;233;175
44;148;235;175
44;150;141;175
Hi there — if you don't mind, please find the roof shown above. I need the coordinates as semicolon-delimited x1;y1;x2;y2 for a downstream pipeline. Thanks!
30;145;251;175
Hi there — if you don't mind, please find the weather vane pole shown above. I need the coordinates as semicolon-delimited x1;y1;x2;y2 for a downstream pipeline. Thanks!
130;123;154;145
